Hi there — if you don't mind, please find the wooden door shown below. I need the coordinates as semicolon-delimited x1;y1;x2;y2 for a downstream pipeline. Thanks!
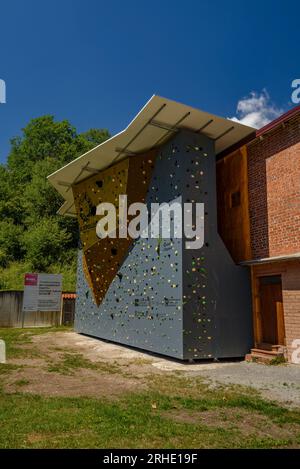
62;298;75;325
259;275;285;345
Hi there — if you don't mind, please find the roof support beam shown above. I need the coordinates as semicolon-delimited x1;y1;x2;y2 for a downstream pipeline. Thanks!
150;112;191;149
114;147;139;157
58;181;72;188
58;165;99;190
213;126;234;141
83;166;100;174
196;119;214;133
111;103;167;165
148;120;180;132
65;161;91;192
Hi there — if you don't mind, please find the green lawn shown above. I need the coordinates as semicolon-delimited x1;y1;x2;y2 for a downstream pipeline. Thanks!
0;326;70;359
1;386;300;448
0;327;300;449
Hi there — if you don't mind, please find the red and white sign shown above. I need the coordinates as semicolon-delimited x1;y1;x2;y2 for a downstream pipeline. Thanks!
24;273;38;286
22;273;62;312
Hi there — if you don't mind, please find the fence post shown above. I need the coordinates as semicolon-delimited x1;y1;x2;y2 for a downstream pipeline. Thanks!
0;339;6;363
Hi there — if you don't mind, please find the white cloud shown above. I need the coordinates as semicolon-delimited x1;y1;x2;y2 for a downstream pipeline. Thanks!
228;90;283;129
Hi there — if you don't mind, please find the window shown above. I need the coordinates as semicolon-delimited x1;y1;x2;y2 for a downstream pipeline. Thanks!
231;190;241;208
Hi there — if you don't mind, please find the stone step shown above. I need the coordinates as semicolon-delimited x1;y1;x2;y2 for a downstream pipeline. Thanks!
258;343;284;352
251;348;280;357
245;348;285;364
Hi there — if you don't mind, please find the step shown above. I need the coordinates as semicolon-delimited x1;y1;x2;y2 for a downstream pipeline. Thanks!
271;344;285;352
245;348;285;364
251;348;281;357
245;353;276;364
257;343;273;351
258;343;284;352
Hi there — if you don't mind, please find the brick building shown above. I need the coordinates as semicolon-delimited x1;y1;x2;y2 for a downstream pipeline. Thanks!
217;106;300;362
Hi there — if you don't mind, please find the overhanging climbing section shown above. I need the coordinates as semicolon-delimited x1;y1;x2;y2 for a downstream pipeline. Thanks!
73;151;156;305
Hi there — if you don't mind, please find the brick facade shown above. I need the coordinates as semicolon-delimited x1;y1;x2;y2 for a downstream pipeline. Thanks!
282;261;300;362
247;113;300;362
247;114;300;259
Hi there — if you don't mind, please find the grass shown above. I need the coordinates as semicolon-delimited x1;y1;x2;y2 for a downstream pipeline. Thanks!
0;363;22;375
0;260;76;291
14;379;30;387
47;352;120;375
0;326;71;359
0;385;299;448
0;261;32;290
269;356;287;366
0;327;299;448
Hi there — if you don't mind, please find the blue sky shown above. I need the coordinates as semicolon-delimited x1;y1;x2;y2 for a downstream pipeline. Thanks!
0;0;299;162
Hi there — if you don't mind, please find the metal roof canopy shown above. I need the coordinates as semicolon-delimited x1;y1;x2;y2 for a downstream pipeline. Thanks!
47;95;255;217
241;252;300;266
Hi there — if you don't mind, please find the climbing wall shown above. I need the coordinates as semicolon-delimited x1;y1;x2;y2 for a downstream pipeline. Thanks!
73;151;156;306
74;130;253;359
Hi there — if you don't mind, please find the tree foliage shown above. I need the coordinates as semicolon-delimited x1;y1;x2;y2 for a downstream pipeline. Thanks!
0;115;110;285
23;217;73;271
0;220;24;267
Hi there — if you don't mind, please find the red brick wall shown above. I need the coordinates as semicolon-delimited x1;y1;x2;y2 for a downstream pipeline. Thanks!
247;114;300;259
282;261;300;362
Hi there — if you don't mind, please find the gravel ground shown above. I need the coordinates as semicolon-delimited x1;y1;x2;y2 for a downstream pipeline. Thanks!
184;361;300;407
151;358;300;407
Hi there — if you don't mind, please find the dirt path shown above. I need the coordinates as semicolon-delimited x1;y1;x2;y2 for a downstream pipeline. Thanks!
4;331;156;397
3;330;300;405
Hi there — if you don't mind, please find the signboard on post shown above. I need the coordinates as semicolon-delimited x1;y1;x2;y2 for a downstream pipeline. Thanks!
22;273;62;313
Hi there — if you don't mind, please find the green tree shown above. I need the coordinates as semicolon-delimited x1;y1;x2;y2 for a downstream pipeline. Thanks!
23;158;66;222
0;115;110;285
0;220;24;267
78;129;110;150
23;218;72;271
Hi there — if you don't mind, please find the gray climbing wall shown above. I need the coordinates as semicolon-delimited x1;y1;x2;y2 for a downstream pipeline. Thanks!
75;130;253;359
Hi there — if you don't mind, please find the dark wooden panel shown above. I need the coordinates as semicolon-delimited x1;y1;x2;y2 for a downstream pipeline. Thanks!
216;146;251;262
62;298;75;325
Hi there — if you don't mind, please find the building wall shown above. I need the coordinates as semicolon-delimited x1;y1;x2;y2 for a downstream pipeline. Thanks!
216;146;251;262
252;261;300;362
282;261;300;362
247;114;300;259
217;114;300;361
75;130;253;360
